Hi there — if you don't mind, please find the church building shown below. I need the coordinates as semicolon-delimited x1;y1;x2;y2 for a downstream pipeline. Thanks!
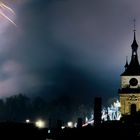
119;29;140;115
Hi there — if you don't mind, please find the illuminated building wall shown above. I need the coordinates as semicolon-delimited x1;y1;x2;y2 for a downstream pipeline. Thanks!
119;29;140;115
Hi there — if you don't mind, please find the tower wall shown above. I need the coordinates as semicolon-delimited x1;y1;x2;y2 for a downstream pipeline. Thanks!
119;30;140;116
120;93;140;115
121;76;140;88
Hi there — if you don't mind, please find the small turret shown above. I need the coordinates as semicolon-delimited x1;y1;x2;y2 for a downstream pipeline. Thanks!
125;56;129;70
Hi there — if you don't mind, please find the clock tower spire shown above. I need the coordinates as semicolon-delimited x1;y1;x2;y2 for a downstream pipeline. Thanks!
121;24;140;76
129;26;139;67
119;21;140;116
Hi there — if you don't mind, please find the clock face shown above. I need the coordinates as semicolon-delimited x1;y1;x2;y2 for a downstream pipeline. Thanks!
129;78;138;86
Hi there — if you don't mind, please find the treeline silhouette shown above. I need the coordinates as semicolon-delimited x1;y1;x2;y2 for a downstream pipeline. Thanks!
0;94;92;125
0;95;140;139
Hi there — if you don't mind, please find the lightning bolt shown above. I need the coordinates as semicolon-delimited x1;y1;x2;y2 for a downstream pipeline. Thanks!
0;1;16;27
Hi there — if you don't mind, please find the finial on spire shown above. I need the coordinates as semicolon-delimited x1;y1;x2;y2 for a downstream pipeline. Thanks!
131;18;138;47
133;18;136;32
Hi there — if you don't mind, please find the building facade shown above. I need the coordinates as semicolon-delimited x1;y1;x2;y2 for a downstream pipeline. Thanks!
119;30;140;115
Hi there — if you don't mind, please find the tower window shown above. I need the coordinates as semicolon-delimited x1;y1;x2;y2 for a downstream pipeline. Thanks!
133;52;136;55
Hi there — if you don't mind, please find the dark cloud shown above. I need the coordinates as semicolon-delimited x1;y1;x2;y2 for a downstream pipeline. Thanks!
0;0;140;106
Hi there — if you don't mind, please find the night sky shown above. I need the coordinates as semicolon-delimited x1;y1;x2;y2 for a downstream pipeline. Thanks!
0;0;140;106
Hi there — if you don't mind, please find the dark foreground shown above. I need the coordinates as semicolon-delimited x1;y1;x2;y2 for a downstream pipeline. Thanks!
0;121;140;140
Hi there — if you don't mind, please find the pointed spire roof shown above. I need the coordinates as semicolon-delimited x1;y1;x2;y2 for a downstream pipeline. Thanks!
129;30;139;66
131;30;138;49
121;25;140;76
131;19;138;49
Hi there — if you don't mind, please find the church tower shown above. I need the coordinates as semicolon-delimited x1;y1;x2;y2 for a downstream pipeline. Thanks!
119;28;140;115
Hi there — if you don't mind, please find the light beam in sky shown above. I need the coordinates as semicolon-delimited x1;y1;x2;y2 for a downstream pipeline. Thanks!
0;1;16;26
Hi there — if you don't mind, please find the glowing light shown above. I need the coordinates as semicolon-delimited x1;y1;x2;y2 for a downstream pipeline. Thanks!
35;119;46;129
114;100;121;108
74;123;77;128
25;119;30;123
83;99;121;126
67;122;73;128
0;1;16;26
48;130;51;134
61;126;65;129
